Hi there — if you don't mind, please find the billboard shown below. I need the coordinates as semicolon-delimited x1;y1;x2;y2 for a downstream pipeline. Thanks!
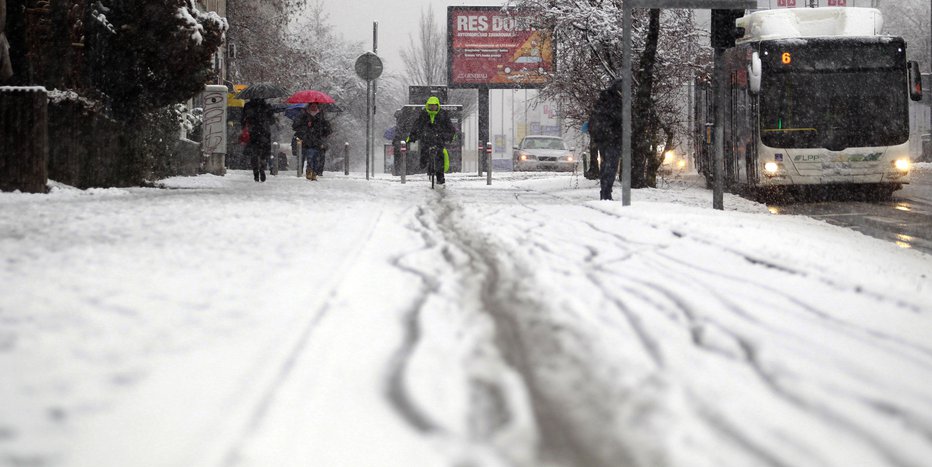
448;7;554;89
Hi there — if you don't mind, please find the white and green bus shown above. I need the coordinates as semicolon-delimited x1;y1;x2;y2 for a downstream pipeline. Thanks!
698;7;924;199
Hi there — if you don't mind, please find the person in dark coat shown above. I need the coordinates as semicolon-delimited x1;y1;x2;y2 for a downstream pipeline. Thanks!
241;98;276;182
589;78;625;200
292;103;332;181
406;96;456;186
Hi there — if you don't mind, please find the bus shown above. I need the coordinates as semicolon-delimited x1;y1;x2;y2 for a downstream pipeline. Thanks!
696;7;924;199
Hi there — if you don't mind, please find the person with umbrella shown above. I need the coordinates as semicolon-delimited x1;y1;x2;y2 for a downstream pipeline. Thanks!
237;83;287;182
288;90;335;181
292;103;332;181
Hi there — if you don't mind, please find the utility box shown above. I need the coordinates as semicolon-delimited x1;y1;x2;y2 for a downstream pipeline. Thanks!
201;85;228;175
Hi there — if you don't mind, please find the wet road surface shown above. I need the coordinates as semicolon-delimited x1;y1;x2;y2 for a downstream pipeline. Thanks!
769;168;932;255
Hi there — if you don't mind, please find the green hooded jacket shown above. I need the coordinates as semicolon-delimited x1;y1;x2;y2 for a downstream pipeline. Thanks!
426;96;440;124
407;96;456;153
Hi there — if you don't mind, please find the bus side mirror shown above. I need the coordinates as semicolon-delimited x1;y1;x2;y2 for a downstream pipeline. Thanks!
748;52;762;95
908;61;923;101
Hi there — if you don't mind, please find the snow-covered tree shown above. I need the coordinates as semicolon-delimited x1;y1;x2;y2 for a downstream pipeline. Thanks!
876;0;931;73
284;1;376;169
400;5;446;87
400;5;476;117
506;0;707;187
85;0;227;117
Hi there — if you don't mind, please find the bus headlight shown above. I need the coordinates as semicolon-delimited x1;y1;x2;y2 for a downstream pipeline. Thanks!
894;158;910;172
764;162;779;174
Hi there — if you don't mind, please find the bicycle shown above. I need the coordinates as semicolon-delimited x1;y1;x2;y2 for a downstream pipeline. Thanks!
425;145;440;189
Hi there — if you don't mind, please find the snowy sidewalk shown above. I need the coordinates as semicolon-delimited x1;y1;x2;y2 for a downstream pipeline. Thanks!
1;170;931;467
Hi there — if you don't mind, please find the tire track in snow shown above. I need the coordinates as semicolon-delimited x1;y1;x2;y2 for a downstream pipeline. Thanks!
481;190;654;467
504;186;932;466
383;204;446;433
438;204;609;467
383;188;623;467
586;232;932;467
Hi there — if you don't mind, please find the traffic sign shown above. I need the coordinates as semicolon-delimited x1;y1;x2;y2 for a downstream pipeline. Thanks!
355;52;383;81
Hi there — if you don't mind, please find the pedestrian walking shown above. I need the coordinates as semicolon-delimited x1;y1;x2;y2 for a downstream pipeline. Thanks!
589;78;625;200
241;98;276;182
406;96;456;187
292;103;332;181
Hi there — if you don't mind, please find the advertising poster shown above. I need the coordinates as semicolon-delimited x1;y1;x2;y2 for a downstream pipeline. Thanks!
448;7;554;88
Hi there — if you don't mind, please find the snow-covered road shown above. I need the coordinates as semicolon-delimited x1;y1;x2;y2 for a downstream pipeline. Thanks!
1;170;930;467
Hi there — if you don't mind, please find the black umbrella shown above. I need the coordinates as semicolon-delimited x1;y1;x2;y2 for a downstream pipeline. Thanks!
234;82;288;100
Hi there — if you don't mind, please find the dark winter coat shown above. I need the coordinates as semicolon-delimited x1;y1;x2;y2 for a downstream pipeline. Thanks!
241;99;275;144
589;79;625;147
292;112;332;151
407;100;456;151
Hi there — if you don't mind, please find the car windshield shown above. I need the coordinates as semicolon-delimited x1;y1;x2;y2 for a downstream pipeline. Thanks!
522;138;566;150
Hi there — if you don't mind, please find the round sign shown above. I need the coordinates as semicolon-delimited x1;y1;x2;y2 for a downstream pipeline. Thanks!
355;52;383;81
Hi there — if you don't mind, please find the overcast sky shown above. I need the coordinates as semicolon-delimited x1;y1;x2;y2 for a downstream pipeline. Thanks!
323;0;506;77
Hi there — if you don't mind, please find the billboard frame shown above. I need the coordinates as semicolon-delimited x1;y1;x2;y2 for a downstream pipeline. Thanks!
446;6;556;90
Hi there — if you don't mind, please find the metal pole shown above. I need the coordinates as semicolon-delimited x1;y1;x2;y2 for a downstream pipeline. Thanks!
344;142;349;175
365;80;370;180
621;4;632;205
511;89;515;148
713;50;725;210
372;22;378;178
296;139;303;177
478;87;490;175
688;79;694;170
524;88;528;139
486;141;493;185
400;141;407;184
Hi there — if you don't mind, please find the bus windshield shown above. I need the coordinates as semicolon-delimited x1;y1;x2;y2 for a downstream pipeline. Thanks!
759;39;909;150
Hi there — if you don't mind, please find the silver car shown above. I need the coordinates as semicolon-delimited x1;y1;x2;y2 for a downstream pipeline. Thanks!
513;135;577;172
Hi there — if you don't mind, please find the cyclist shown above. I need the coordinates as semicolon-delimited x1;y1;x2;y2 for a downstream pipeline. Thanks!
407;96;456;186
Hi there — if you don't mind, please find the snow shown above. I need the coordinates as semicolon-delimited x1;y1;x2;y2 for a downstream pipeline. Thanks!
737;7;884;43
1;169;931;467
176;6;210;45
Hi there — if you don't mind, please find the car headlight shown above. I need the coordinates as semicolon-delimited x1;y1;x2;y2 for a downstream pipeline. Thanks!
894;158;910;172
519;152;537;161
563;154;574;162
764;162;780;174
